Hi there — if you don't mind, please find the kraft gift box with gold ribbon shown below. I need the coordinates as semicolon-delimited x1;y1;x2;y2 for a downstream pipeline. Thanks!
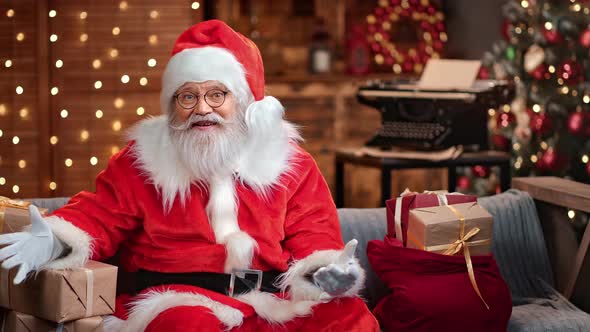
406;202;492;256
0;197;48;234
0;310;103;332
0;260;117;323
385;190;477;246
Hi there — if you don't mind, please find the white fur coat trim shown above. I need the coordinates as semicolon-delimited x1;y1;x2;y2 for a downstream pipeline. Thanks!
103;289;318;331
113;289;244;332
42;216;93;270
276;248;366;302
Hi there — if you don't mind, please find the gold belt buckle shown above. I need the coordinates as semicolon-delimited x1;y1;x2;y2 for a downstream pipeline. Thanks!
228;268;263;298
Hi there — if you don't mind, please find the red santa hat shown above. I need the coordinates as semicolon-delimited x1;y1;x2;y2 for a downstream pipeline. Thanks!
160;19;276;116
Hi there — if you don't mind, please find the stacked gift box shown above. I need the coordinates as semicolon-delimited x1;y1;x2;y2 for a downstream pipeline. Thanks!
0;197;117;331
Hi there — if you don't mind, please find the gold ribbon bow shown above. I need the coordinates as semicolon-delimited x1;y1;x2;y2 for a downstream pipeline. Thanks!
444;205;490;310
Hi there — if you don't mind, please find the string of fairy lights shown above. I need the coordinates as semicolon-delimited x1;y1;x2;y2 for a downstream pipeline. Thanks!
1;1;201;195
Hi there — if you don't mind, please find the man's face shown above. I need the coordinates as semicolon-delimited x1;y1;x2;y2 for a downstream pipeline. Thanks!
168;80;247;179
172;81;237;131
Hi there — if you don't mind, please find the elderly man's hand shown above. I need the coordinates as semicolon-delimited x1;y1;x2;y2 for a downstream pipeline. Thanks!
0;205;64;284
312;239;360;298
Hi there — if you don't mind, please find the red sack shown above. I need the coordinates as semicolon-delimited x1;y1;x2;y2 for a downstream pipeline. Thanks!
385;191;477;246
367;237;511;332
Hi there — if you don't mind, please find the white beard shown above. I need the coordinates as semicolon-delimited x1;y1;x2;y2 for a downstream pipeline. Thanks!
168;110;248;185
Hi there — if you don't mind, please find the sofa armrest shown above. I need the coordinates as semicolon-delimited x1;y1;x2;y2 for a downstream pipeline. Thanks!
512;177;590;312
512;177;590;213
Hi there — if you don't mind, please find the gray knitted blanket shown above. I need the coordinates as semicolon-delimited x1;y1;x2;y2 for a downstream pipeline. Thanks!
479;189;590;332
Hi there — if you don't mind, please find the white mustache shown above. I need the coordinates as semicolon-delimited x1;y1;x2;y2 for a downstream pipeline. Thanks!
169;112;226;131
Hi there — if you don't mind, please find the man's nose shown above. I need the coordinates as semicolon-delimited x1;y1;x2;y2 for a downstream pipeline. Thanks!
192;97;212;115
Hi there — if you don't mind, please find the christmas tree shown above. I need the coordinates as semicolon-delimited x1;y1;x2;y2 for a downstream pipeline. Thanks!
458;0;590;196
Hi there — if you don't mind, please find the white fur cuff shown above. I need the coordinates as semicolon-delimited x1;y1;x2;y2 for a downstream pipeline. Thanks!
276;248;366;302
42;216;93;270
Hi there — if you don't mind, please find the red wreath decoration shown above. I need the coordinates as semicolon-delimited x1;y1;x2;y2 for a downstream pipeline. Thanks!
366;0;447;74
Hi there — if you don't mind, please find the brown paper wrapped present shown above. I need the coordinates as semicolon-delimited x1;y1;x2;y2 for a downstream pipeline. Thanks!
0;196;48;234
0;260;117;323
1;310;103;332
407;202;493;256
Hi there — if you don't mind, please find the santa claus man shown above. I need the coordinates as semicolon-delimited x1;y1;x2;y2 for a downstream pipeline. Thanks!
0;20;378;331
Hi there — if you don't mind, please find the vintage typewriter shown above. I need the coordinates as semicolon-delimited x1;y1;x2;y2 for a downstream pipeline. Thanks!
357;79;515;151
357;59;515;151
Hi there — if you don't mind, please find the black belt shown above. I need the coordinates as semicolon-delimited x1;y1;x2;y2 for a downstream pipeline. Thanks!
135;269;283;297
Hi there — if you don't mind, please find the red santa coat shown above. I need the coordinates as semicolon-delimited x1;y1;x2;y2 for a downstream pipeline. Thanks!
43;116;377;331
51;143;341;273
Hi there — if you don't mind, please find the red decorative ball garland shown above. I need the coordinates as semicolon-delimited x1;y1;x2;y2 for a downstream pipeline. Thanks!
366;0;447;74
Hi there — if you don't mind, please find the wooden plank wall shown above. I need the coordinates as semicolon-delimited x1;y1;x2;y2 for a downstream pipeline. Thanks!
0;0;40;198
0;0;202;198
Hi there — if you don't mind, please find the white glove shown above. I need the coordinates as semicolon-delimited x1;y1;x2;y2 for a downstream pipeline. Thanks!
0;205;65;284
312;239;360;298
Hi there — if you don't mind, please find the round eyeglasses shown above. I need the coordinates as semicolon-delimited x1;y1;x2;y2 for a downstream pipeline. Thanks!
173;89;229;109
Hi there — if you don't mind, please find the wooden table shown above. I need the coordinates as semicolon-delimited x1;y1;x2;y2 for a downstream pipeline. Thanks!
334;148;512;207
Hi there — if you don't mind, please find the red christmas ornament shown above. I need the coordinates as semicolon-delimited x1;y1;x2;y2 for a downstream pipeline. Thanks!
496;111;516;128
558;60;584;85
433;40;444;51
385;55;394;66
492;134;511;151
457;176;471;190
501;20;512;41
536;149;568;173
530;112;553;136
370;42;381;52
478;66;490;79
472;165;491;178
579;28;590;48
567;111;590;137
402;61;414;73
530;64;548;80
420;21;430;31
543;28;564;44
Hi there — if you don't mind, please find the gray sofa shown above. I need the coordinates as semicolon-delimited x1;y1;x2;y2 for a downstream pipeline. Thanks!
28;177;590;331
336;184;590;332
